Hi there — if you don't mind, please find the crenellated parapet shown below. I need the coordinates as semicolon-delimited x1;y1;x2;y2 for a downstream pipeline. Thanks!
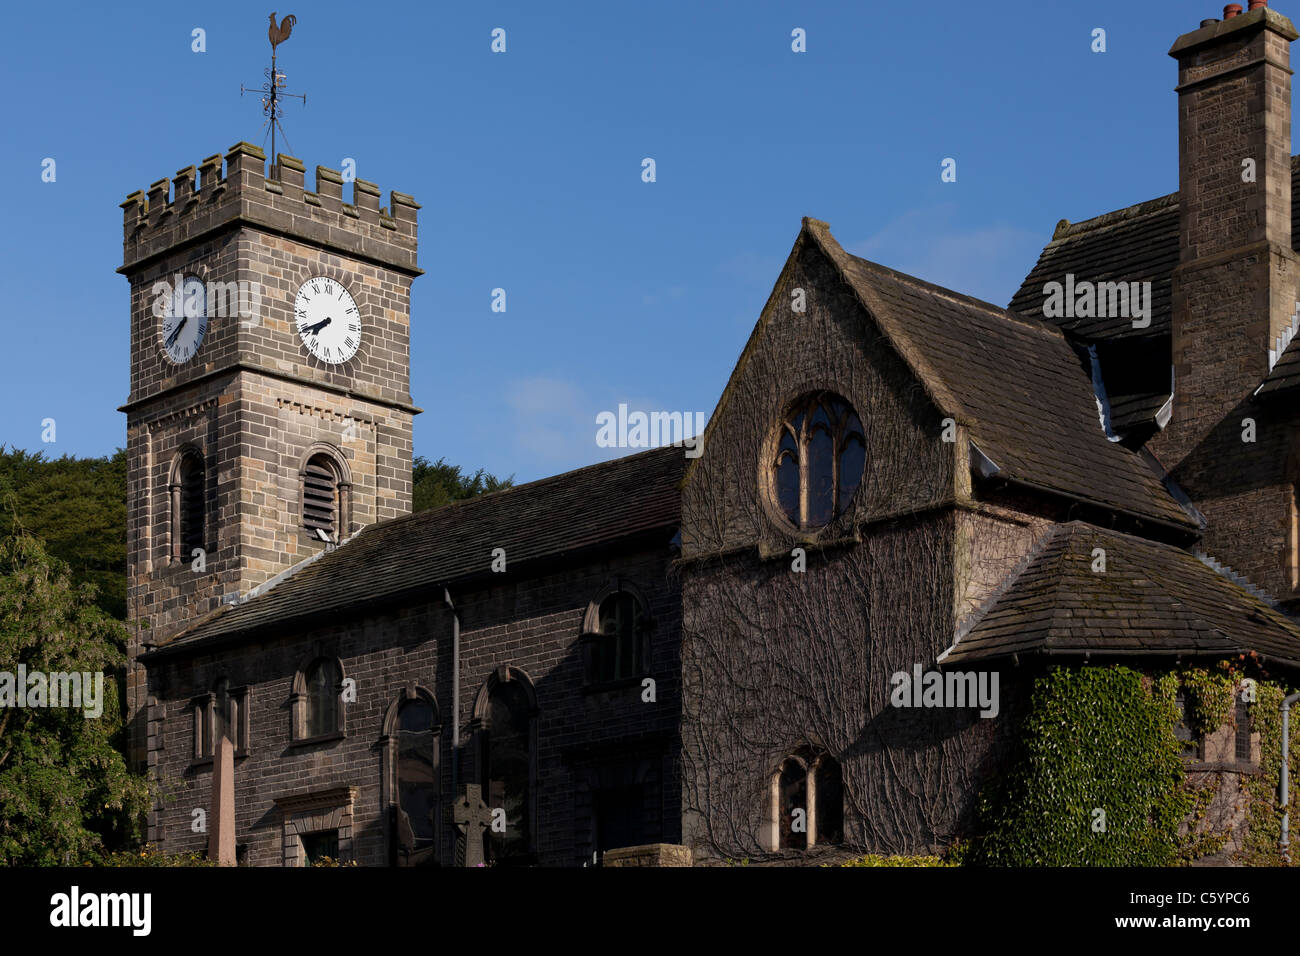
119;142;420;276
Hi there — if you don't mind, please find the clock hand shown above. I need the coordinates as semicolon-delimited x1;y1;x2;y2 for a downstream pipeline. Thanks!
165;315;188;349
302;316;332;335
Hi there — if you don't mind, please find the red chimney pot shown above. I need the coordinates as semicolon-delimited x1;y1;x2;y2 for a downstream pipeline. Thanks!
1224;4;1243;17
1248;0;1268;10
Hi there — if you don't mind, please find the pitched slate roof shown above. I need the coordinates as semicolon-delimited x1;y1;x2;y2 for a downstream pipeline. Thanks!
1255;310;1300;398
803;220;1197;531
147;445;687;656
1088;338;1172;437
1009;157;1300;410
941;521;1300;668
1007;194;1179;342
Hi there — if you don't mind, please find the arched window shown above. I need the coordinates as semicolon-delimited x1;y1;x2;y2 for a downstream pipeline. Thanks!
384;690;440;867
770;749;842;851
595;592;643;683
776;756;808;850
771;392;865;531
303;453;340;538
171;450;205;561
192;676;250;761
307;659;339;738
292;655;345;742
481;679;533;864
813;755;843;845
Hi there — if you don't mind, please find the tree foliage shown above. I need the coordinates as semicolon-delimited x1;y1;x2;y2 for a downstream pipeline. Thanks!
413;455;513;512
966;666;1194;866
0;447;127;620
0;530;149;864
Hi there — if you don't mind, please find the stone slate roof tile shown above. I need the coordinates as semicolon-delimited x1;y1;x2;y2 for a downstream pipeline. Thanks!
942;521;1300;667
804;221;1196;530
1010;158;1300;407
1255;310;1300;397
150;445;687;655
1007;194;1179;342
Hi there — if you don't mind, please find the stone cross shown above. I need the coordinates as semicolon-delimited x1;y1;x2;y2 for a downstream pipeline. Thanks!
208;731;236;866
450;784;493;867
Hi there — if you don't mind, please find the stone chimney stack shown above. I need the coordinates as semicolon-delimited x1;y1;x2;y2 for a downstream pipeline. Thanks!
1162;2;1300;469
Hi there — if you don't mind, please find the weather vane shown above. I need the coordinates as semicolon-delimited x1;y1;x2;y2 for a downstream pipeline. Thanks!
241;13;305;162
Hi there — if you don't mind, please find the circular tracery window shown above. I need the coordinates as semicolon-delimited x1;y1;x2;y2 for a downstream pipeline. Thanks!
770;391;865;531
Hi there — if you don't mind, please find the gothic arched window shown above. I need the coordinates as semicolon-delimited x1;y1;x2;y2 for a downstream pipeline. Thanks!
192;676;250;761
291;656;345;742
776;756;808;851
770;749;843;851
814;755;844;845
484;681;532;864
771;392;865;531
386;693;440;866
594;591;644;683
306;659;340;738
171;450;205;561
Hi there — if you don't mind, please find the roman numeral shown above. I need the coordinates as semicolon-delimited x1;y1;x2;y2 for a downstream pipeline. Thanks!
311;282;320;294
345;307;356;314
296;308;307;317
344;336;354;349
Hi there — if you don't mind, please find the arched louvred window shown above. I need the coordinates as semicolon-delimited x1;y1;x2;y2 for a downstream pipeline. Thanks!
777;757;808;850
484;680;532;865
172;451;205;561
771;391;866;531
814;755;844;845
302;453;340;538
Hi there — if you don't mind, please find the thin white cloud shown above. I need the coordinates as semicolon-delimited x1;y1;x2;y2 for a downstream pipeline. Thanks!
504;376;698;472
848;204;1043;307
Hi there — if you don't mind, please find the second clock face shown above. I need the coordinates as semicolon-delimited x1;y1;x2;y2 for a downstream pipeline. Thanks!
295;276;361;365
161;275;207;364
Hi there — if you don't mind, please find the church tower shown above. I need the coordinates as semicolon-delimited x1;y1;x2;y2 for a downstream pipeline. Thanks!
118;144;421;765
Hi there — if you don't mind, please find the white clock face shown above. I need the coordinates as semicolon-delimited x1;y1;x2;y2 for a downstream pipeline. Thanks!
161;275;207;364
295;276;361;365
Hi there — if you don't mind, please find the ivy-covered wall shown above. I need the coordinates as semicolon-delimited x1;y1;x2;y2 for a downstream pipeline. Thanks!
964;662;1300;866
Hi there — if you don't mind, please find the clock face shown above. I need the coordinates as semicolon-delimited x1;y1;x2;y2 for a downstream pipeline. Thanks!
295;276;361;365
161;275;207;364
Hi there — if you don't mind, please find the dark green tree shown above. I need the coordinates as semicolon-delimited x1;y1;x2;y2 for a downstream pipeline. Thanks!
0;447;126;620
0;529;149;865
413;456;513;512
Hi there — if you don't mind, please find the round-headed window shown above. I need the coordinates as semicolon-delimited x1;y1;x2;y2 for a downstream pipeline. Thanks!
770;391;865;531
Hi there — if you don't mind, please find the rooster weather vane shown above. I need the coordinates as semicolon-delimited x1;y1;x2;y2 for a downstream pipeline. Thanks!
241;13;305;162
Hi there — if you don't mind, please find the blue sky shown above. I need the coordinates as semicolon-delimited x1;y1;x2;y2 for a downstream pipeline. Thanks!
0;1;1233;483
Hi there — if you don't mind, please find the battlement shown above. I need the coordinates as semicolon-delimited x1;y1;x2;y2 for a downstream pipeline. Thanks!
119;142;420;276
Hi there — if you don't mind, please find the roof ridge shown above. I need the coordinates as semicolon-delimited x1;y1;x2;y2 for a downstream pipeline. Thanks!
162;527;370;646
1049;192;1179;241
800;219;971;423
943;522;1068;659
1193;551;1283;610
369;443;684;536
843;250;1070;342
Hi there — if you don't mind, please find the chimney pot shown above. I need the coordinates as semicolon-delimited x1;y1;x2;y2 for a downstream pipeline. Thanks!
1224;4;1243;17
1248;0;1268;10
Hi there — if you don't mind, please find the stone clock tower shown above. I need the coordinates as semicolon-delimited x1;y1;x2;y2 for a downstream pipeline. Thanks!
118;143;421;765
